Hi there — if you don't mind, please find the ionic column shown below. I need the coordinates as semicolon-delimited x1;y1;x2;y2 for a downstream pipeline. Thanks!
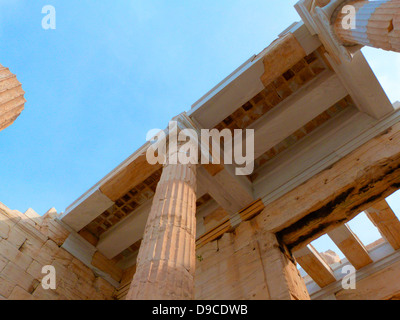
126;148;197;300
334;0;400;52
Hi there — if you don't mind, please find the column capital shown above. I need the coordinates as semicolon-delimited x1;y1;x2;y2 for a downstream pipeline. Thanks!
168;112;215;167
172;112;202;132
333;0;400;53
297;0;400;61
296;0;360;63
146;112;201;167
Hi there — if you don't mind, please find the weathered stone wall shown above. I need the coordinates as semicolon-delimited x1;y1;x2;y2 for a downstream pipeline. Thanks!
113;217;308;300
0;202;115;300
195;221;270;300
195;219;309;300
0;200;308;300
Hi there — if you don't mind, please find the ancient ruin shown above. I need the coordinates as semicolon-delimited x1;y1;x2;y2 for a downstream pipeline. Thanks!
1;0;400;300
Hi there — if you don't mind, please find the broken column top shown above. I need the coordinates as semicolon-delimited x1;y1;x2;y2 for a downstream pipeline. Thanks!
0;64;26;132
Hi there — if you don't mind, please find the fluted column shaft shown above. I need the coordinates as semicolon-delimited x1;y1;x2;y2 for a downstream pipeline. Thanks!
334;0;400;52
126;159;197;300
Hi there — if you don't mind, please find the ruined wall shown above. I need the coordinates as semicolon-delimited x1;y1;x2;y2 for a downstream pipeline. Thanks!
113;216;308;300
195;219;308;300
195;221;270;300
0;202;115;300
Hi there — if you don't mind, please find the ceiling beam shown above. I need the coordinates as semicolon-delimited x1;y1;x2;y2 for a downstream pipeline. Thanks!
99;154;162;202
365;200;400;251
197;166;254;216
188;23;321;130
187;111;254;215
324;51;394;119
61;189;114;232
260;32;306;87
253;106;367;202
328;224;372;270
61;142;160;231
254;106;400;206
249;70;348;160
96;200;152;259
294;245;336;288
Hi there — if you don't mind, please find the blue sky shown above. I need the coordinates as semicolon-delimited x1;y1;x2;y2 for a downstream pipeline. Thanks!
0;1;400;252
0;0;301;214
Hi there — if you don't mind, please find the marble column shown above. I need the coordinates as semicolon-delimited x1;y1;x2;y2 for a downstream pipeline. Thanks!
126;145;197;300
334;0;400;53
